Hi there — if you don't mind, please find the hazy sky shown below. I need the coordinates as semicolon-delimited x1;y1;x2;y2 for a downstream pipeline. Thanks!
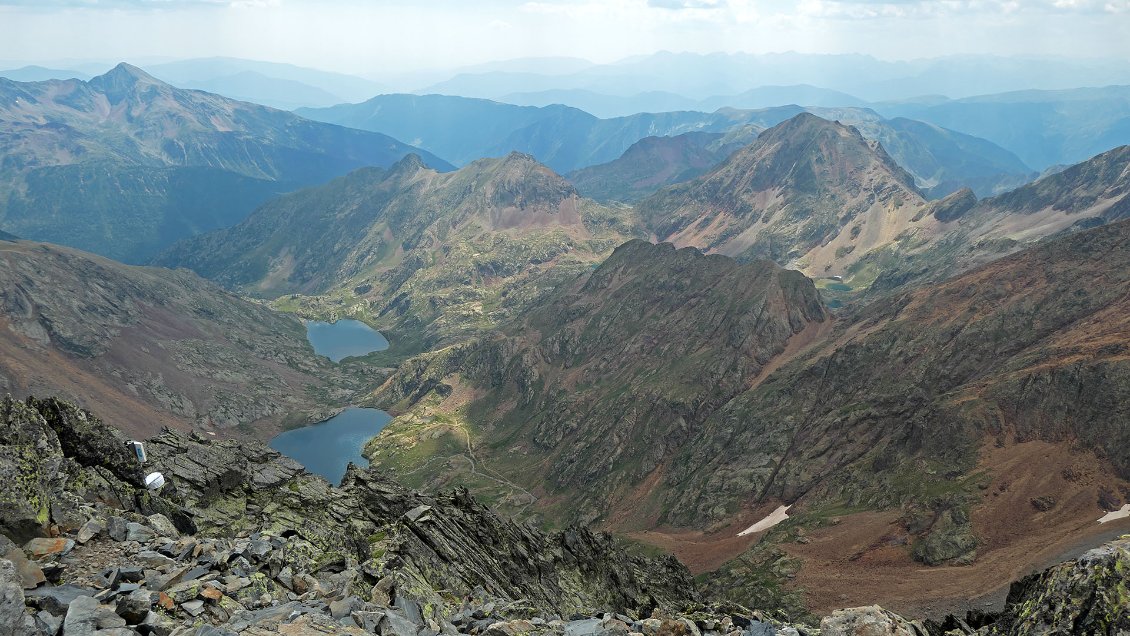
1;0;1128;75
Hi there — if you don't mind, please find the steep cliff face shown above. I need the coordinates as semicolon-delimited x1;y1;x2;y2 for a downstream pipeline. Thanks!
662;218;1130;565
367;240;828;525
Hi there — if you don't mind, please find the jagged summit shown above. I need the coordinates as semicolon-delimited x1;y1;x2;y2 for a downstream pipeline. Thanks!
742;112;920;193
385;152;431;177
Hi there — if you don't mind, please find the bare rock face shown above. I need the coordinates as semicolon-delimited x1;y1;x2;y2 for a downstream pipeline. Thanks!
0;398;73;543
1;395;697;624
820;606;926;636
0;559;32;636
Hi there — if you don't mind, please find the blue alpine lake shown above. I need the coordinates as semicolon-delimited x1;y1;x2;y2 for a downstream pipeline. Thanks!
269;407;392;485
305;319;389;362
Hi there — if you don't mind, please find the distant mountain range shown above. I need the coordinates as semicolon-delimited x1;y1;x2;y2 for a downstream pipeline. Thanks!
0;63;450;262
10;55;1128;176
297;94;785;173
0;65;90;82
298;95;1033;197
418;51;1130;103
874;85;1130;170
145;57;387;109
567;131;745;203
160;113;1118;330
499;85;868;119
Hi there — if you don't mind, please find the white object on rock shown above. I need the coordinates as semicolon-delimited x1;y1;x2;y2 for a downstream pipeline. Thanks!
144;472;166;491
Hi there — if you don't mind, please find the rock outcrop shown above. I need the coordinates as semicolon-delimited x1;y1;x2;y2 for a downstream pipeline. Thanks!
0;395;712;635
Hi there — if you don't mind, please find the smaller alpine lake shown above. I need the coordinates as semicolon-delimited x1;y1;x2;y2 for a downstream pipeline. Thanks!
269;318;393;483
305;318;389;362
269;408;391;485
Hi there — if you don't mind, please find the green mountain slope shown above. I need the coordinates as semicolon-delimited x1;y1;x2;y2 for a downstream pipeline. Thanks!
0;63;451;262
566;132;744;203
367;239;828;523
0;238;369;439
157;153;644;355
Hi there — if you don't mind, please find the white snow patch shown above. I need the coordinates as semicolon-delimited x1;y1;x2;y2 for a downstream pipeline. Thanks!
738;505;790;536
1098;504;1130;524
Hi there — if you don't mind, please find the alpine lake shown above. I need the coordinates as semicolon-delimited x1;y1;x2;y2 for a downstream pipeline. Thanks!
269;319;392;484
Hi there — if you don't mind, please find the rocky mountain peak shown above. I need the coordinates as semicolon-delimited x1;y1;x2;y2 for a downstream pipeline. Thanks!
385;152;432;179
466;151;578;205
728;111;920;195
637;112;927;270
86;62;165;102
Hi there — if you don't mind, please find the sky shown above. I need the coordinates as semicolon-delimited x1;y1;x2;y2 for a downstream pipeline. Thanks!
0;0;1128;76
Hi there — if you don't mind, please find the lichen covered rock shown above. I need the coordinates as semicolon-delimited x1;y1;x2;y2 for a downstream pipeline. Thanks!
984;537;1130;635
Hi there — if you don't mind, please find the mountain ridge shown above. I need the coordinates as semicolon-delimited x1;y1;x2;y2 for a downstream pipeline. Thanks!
0;237;370;439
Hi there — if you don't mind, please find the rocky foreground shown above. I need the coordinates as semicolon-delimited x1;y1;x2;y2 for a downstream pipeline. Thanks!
2;395;1129;636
